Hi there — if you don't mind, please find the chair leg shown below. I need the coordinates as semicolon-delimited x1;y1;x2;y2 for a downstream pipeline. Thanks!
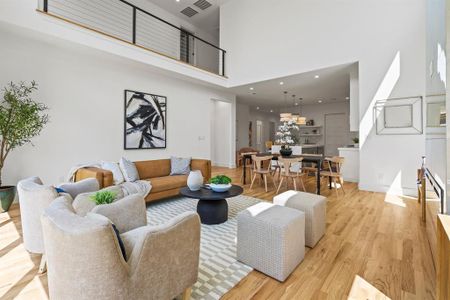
182;287;192;300
39;254;47;274
293;177;297;191
264;175;268;192
277;177;284;194
300;177;306;192
339;176;345;194
332;178;339;197
272;175;277;189
249;173;257;190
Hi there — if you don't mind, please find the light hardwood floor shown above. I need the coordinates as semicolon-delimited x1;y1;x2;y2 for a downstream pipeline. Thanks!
0;167;436;299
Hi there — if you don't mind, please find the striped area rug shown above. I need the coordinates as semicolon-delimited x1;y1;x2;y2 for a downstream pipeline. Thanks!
146;195;262;300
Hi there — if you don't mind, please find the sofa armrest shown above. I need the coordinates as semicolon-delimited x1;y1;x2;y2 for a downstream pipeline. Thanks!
92;194;147;233
75;167;113;189
191;159;211;183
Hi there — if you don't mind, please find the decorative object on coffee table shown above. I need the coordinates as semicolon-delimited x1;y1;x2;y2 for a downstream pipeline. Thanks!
187;170;203;191
209;175;232;192
180;185;243;224
0;81;49;212
124;90;166;150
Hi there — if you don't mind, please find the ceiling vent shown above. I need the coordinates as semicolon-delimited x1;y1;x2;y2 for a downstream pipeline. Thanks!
180;7;198;17
193;0;212;10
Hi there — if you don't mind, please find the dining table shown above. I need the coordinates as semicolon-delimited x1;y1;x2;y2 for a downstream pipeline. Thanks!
242;152;327;195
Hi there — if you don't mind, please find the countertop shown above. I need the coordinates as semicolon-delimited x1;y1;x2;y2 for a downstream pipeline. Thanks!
338;146;360;151
300;144;324;149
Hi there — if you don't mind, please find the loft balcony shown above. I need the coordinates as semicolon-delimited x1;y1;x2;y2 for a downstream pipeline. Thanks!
38;0;226;77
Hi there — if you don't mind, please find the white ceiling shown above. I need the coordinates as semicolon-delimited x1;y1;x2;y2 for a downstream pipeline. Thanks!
146;0;231;36
232;63;354;112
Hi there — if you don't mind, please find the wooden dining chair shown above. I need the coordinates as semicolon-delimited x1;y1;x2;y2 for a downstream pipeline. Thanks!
276;157;306;194
301;153;324;175
236;147;258;167
320;156;345;196
250;155;276;192
239;151;258;183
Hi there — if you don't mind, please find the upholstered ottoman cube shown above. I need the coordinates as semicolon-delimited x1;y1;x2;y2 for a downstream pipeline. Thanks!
237;202;305;282
273;190;326;247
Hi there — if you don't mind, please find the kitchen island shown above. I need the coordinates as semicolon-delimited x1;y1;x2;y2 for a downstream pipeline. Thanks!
338;146;359;182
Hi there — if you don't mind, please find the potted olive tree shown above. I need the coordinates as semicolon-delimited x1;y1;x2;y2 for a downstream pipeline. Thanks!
0;81;49;212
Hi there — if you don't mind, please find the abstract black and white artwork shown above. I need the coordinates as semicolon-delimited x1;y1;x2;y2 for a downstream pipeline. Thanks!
124;90;166;149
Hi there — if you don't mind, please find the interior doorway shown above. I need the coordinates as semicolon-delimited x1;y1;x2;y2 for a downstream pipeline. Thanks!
324;113;349;156
210;99;233;167
256;120;263;152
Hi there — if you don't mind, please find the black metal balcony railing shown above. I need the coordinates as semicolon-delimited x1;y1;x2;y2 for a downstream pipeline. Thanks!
41;0;226;76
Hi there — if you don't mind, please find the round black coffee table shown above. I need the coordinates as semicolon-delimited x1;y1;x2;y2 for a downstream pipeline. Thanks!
180;185;243;225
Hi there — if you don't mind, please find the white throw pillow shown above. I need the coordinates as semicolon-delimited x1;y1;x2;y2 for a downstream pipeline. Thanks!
101;161;125;185
119;157;140;182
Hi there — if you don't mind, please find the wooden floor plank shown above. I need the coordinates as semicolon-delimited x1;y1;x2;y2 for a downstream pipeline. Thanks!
0;167;436;299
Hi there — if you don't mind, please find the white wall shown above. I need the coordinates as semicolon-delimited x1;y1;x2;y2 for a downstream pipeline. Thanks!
221;0;426;195
446;0;450;211
0;25;235;185
425;0;447;210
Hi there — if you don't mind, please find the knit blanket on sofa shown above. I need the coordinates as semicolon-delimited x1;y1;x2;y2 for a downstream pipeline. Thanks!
66;162;152;198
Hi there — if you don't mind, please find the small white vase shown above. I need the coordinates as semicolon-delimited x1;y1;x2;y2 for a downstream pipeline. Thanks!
187;170;203;191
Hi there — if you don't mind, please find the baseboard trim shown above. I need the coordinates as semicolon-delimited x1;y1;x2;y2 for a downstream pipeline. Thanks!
358;183;418;197
212;162;236;168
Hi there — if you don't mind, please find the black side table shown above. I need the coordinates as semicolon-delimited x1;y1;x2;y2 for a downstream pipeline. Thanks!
180;185;243;225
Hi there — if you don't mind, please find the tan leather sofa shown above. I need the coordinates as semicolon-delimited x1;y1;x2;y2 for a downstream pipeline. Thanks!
75;159;211;202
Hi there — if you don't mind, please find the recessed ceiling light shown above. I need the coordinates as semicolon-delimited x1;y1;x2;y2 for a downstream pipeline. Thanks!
318;100;322;103
256;106;260;110
294;103;299;106
314;75;320;79
270;109;273;112
249;87;254;90
279;81;284;85
346;96;350;100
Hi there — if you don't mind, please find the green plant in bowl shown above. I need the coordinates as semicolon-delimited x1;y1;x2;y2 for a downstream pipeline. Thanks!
209;175;232;185
90;190;117;205
209;175;232;192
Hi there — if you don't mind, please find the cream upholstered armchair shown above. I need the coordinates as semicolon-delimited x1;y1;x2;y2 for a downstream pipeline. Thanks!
17;176;99;273
41;196;201;300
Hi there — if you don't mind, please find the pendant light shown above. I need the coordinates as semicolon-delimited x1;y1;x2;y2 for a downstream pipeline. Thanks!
279;91;292;122
295;96;306;125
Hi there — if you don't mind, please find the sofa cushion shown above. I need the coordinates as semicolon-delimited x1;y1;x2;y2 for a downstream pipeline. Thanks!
135;159;171;179
149;175;188;193
120;157;140;182
101;161;125;185
170;156;191;175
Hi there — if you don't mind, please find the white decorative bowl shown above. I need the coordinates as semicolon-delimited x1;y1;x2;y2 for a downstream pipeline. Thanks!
210;183;232;193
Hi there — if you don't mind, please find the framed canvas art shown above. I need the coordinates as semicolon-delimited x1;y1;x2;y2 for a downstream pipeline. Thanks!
124;90;167;149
